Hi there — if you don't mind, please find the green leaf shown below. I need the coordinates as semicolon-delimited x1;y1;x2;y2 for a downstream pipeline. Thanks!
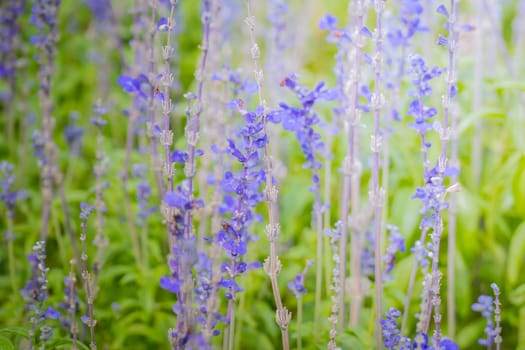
507;221;525;287
455;249;472;318
0;327;29;339
46;338;90;350
0;336;15;350
456;319;484;348
510;284;525;306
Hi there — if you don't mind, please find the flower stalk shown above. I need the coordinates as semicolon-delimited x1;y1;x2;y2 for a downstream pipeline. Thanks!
245;1;290;348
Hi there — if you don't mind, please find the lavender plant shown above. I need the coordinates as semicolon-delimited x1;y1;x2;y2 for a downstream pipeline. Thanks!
1;0;522;349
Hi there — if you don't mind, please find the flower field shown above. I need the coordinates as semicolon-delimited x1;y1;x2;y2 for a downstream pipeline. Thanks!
1;0;524;349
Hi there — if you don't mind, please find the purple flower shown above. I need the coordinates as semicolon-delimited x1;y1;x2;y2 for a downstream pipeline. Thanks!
160;276;181;294
117;74;149;99
436;4;449;17
171;150;188;163
157;17;169;31
80;202;95;220
383;225;405;279
437;34;449;47
380;308;409;349
44;306;61;319
472;295;496;346
164;190;189;210
319;14;337;31
288;260;314;299
0;161;27;217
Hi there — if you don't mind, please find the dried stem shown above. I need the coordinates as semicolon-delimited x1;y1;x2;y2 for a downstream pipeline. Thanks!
346;0;367;328
371;1;386;347
183;0;213;238
80;213;97;350
245;1;290;348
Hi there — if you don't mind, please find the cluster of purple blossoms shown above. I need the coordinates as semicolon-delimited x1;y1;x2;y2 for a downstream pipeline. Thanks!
0;0;25;100
361;223;405;281
273;75;336;188
64;112;84;156
381;307;459;350
407;55;443;140
132;164;156;226
288;260;314;299
383;224;406;278
387;0;426;47
407;54;458;233
20;241;62;344
1;161;27;219
472;294;496;347
381;308;411;350
57;274;79;334
29;0;60;42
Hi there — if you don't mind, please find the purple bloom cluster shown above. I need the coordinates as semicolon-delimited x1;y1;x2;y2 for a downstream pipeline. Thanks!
64;112;84;156
0;161;27;218
472;295;496;347
381;308;410;349
288;260;314;299
21;240;62;345
407;55;443;138
384;225;406;279
274;75;336;186
387;0;426;48
132;164;156;226
361;223;405;281
0;0;25;98
57;274;79;335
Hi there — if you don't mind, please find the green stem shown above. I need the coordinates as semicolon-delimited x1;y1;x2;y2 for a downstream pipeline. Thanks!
297;298;303;350
228;300;236;350
7;215;17;293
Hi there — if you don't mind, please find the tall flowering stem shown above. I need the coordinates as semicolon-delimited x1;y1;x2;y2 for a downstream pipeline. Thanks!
79;203;97;350
401;53;443;335
346;0;367;327
32;0;59;241
421;1;460;344
160;0;179;249
1;161;26;293
492;283;502;349
277;75;335;331
0;0;24;150
31;0;80;275
326;222;342;350
22;241;51;349
183;0;213;239
145;1;165;196
245;1;291;348
371;1;386;347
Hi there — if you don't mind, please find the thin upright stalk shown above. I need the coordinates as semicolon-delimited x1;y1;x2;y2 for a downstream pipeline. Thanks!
471;0;484;186
36;0;59;242
402;64;433;336
227;301;236;350
401;229;428;335
447;124;458;338
371;1;386;348
143;1;165;197
323;127;335;299
183;0;212;238
422;0;459;344
345;0;367;328
245;2;290;348
80;214;97;350
297;297;303;350
7;215;17;294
